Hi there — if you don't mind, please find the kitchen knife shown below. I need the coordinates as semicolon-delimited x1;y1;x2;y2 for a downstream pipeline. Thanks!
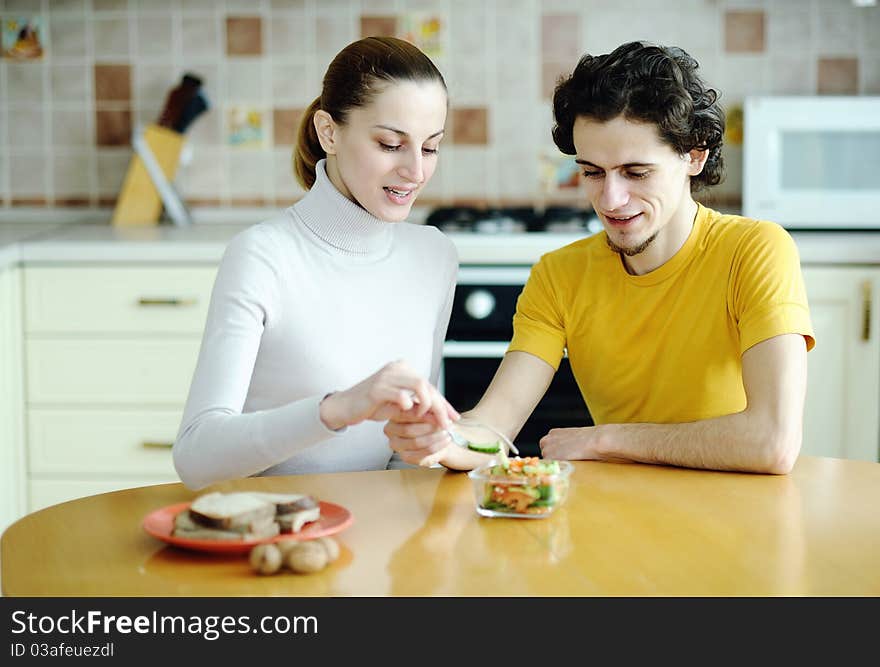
173;92;209;134
157;73;202;131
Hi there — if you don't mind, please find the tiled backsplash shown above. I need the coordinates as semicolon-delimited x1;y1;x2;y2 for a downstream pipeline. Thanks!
0;0;878;212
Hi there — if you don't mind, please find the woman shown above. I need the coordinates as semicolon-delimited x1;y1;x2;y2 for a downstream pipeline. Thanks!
174;37;459;490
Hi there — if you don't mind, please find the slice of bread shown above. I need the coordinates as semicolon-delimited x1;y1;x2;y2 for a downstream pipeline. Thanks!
188;491;276;530
277;506;321;533
173;521;280;542
248;492;319;514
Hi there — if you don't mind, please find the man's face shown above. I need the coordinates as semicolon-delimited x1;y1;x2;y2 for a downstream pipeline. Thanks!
572;115;704;265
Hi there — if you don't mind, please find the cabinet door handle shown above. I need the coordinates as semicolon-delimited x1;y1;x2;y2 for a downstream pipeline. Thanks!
142;441;174;449
863;281;872;342
137;298;197;307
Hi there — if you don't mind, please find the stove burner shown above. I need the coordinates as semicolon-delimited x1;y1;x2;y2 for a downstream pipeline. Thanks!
425;205;598;234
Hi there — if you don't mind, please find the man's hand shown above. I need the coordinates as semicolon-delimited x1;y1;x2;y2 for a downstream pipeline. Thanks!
539;425;602;460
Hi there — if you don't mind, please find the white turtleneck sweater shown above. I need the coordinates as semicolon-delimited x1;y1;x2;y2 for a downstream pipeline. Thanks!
173;160;458;489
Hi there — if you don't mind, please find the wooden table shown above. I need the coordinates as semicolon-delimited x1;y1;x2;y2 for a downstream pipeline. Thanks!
3;456;879;596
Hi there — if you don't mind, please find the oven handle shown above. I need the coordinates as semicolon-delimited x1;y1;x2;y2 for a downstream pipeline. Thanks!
443;341;510;358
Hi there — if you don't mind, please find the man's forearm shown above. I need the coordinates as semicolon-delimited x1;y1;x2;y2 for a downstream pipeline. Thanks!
590;409;801;474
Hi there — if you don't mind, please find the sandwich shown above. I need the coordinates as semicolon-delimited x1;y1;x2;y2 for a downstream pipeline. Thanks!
172;491;322;541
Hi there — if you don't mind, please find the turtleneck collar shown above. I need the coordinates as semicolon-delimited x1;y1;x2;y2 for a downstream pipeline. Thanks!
291;159;394;257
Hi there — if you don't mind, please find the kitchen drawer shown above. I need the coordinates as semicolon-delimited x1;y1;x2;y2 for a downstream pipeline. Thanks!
28;477;176;513
24;266;216;334
26;339;200;404
28;408;181;475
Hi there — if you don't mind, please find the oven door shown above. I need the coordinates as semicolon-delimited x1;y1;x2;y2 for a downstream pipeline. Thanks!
440;341;593;458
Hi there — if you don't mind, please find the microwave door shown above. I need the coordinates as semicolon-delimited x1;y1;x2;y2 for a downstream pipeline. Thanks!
743;96;880;229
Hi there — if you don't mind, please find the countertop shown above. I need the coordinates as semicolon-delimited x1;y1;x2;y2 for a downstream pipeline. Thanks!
3;456;879;596
3;219;880;270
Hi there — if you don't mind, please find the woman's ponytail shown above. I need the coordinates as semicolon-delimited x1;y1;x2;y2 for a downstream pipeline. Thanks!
293;96;324;190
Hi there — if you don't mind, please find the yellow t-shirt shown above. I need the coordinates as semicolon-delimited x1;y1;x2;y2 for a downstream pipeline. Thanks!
508;205;815;425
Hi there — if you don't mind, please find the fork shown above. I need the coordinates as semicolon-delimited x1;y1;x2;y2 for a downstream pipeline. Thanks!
446;417;520;456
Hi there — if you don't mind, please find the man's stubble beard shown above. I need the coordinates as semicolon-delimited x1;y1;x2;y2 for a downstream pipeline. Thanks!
605;230;659;257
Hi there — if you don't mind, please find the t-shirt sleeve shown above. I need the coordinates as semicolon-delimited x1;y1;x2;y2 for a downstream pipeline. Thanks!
731;221;815;354
507;256;568;370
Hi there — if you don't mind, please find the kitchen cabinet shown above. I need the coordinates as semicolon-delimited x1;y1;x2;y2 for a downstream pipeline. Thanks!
801;266;880;462
0;265;26;535
21;265;217;512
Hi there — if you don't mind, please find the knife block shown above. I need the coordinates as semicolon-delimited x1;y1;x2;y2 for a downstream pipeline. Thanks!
112;124;185;227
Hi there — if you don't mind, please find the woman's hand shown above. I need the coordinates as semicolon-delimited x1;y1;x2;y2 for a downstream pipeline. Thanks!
384;411;496;470
319;360;459;432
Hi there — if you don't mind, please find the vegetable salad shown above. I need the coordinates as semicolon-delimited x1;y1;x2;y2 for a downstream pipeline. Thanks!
477;457;567;515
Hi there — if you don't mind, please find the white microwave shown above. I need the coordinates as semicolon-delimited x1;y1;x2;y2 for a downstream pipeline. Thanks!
743;96;880;229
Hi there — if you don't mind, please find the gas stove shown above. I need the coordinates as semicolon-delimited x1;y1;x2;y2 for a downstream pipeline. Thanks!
425;206;603;235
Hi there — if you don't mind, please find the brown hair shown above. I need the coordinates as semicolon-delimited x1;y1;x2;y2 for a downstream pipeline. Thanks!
552;41;725;192
293;36;447;190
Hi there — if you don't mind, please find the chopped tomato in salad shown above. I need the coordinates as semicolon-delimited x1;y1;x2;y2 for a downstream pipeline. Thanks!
479;457;566;515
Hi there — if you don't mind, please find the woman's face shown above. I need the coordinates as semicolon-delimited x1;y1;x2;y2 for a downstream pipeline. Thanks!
318;80;447;222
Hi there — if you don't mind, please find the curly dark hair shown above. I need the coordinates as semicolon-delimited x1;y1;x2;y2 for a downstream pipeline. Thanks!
551;41;725;192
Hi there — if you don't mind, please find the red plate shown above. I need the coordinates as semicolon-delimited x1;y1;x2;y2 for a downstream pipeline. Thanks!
142;500;353;554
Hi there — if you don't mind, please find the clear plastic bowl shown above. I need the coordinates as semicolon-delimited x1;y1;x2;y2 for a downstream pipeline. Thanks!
467;458;573;519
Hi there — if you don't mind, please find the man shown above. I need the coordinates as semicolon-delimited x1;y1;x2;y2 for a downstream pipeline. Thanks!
386;41;815;474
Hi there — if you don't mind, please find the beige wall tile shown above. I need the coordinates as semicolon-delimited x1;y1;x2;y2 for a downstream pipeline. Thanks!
182;16;221;59
724;10;765;53
133;0;175;10
49;17;89;56
8;108;44;149
186;107;222;145
541;14;580;62
96;148;132;196
448;60;489;106
49;0;87;13
94;17;132;59
272;0;309;9
226;16;263;56
451;107;488;145
449;1;486;59
95;109;132;146
226;61;264;102
227;150;269;196
269;15;312;56
94;64;131;102
542;60;570;101
766;8;811;53
274;148;306;200
51;65;90;102
817;9;859;56
53;110;92;147
768;56;814;95
315;15;355;62
9;153;47;197
176;147;226;198
180;0;221;12
94;0;130;11
447;146;489;200
863;57;880;95
7;63;45;104
53;153;92;197
272;63;315;105
862;8;880;51
817;57;859;95
273;108;304;146
136;16;174;58
134;64;177;111
360;16;397;38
